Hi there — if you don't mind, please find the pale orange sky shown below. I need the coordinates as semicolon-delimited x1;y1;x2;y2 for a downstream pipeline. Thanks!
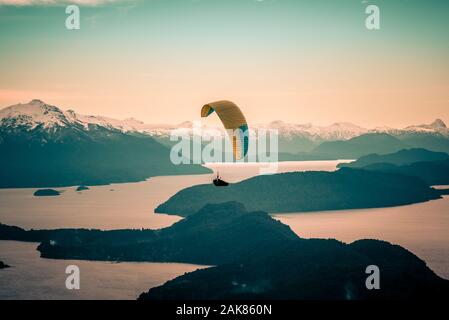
1;0;448;128
1;52;447;128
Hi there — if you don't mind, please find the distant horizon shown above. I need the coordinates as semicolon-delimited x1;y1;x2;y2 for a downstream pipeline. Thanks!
0;98;447;130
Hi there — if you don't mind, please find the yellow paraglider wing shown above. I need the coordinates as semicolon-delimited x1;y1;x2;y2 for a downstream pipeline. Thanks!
201;100;249;160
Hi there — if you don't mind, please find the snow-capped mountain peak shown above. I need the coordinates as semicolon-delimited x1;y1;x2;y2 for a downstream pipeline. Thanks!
429;119;446;129
0;99;448;140
254;120;368;140
403;119;448;134
0;100;156;133
0;100;202;136
0;99;70;129
30;99;45;105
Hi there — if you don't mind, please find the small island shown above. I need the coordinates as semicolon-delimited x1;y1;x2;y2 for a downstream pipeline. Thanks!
33;189;61;197
0;261;10;269
155;168;441;217
76;185;90;191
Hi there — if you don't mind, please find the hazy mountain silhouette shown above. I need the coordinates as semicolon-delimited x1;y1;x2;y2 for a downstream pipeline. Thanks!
397;131;449;153
338;148;449;168
280;132;449;160
0;121;210;188
339;149;449;185
310;133;407;159
354;160;449;186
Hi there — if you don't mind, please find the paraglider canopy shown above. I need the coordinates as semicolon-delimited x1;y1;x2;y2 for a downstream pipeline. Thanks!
201;100;249;160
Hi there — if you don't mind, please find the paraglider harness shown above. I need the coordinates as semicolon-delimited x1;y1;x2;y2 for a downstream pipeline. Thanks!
213;172;229;187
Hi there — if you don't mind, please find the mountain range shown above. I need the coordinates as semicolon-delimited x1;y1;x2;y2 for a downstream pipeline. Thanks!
339;148;449;186
1;99;447;142
0;99;210;188
338;148;449;168
1;99;449;170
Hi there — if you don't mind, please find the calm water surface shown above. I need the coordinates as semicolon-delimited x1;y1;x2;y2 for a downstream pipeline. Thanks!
0;161;348;230
1;160;448;299
275;195;449;280
0;241;205;300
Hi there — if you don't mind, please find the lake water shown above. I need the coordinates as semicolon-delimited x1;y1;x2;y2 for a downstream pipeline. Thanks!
0;160;349;230
1;159;448;299
274;195;449;280
0;241;205;300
